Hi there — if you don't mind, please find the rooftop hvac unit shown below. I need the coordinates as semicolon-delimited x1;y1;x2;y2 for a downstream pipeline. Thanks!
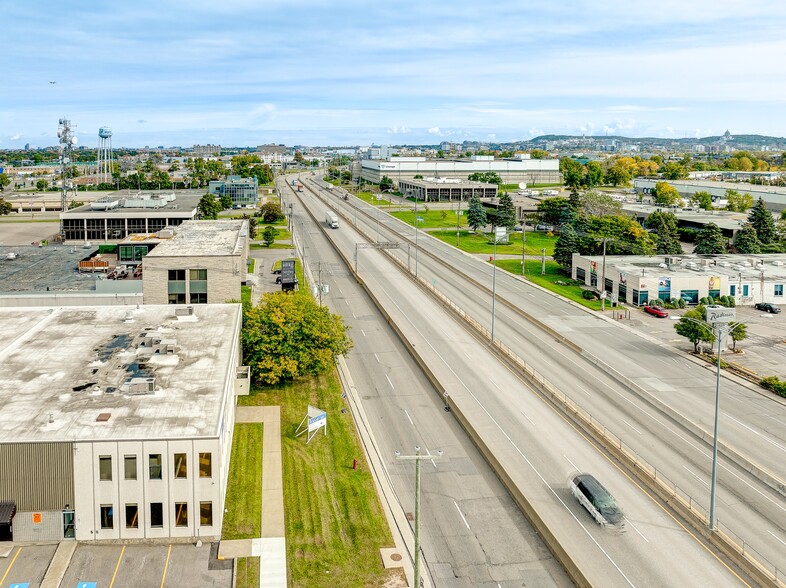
772;260;784;266
127;377;156;395
719;261;731;267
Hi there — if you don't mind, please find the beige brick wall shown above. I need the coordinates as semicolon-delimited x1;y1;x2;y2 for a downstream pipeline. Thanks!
143;255;242;304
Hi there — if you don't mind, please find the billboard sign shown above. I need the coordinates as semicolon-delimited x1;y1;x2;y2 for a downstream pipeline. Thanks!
706;305;735;323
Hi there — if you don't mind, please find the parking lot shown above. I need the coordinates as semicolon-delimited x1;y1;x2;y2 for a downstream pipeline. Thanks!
0;542;231;588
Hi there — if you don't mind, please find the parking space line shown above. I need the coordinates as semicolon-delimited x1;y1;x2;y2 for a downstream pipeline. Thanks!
160;544;173;588
0;546;21;585
109;545;125;588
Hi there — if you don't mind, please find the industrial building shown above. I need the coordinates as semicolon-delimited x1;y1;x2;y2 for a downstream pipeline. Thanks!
634;178;786;212
359;154;560;186
142;220;249;305
572;253;786;307
398;178;498;202
208;175;259;208
0;304;247;542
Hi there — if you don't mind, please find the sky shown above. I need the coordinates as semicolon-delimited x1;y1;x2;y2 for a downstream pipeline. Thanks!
3;1;786;148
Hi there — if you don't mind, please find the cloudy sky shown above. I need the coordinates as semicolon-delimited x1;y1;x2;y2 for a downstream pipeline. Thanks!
3;1;786;148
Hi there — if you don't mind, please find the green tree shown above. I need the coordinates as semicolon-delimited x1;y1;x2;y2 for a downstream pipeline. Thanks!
413;174;423;179
436;149;445;158
466;193;487;232
693;223;727;254
560;157;585;193
219;193;233;209
0;173;10;191
36;179;49;190
605;163;631;186
0;199;12;215
197;193;222;219
530;149;548;159
690;191;713;211
733;224;762;253
468;171;502;185
553;224;579;270
584;161;604;188
262;225;277;247
729;321;747;351
645;211;683;255
168;162;180;172
579;191;622;217
651;181;681;206
497;192;516;230
662;162;689;180
674;308;714;353
259;202;283;223
379;176;394;192
242;291;352;385
586;215;656;255
293;151;305;163
537;197;571;226
748;197;777;244
725;189;754;212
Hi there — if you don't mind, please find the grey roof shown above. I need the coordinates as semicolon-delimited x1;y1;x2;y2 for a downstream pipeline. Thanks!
0;304;242;443
0;245;99;293
145;220;247;257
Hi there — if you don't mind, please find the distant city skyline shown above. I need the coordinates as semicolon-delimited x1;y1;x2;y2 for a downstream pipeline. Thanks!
3;1;786;149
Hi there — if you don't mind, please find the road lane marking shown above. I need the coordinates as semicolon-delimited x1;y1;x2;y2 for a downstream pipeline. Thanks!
0;547;21;586
725;414;786;454
577;385;591;396
404;409;413;425
160;544;172;588
563;455;580;472
622;420;642;435
682;465;709;487
361;329;366;336
520;410;535;426
463;350;473;360
624;518;649;542
109;545;125;588
386;374;395;389
767;529;786;548
374;353;380;363
454;500;471;529
489;377;502;391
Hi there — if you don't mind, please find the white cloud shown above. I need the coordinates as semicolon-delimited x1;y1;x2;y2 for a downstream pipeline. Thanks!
10;134;21;140
427;127;441;135
387;125;411;134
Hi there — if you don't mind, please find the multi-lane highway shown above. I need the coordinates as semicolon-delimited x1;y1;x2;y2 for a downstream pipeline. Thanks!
286;176;758;587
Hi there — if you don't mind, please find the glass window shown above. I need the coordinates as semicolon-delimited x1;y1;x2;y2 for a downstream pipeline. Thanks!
730;284;736;296
124;455;137;480
189;292;207;304
119;245;134;262
604;278;613;294
618;283;627;303
100;505;114;529
680;290;699;304
150;503;163;528
168;269;186;281
168;293;187;304
99;456;112;481
189;269;207;281
575;267;586;282
200;502;213;526
125;504;138;529
776;284;784;297
149;454;162;480
590;273;597;287
174;453;187;479
175;502;188;527
743;284;750;296
199;453;212;478
708;289;721;299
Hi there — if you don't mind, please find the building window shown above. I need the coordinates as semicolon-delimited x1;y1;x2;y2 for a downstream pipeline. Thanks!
590;273;597;287
149;454;162;480
709;289;721;300
604;277;613;294
125;504;139;529
174;453;187;479
199;452;212;478
175;502;188;527
618;283;627;303
730;284;736;297
189;269;207;304
150;503;164;528
776;284;784;297
575;267;586;282
680;289;699;304
168;270;187;305
124;455;137;480
743;284;750;297
200;502;213;526
99;456;112;481
100;505;114;529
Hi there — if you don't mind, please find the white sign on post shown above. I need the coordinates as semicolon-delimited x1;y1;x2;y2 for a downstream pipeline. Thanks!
296;404;327;443
706;305;736;323
495;227;507;243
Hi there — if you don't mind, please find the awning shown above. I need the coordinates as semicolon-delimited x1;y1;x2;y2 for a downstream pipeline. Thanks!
0;502;16;525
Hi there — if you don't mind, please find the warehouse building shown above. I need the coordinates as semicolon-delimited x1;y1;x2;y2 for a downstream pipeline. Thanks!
634;178;786;212
0;304;248;542
398;178;497;202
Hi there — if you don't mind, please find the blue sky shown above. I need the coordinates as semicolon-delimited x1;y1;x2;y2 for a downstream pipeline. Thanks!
3;1;786;148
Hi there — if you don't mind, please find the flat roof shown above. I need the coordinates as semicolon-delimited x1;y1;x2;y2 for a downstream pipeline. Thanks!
579;253;786;280
399;179;496;189
0;304;242;442
145;220;247;257
622;203;746;232
62;192;201;217
0;245;100;292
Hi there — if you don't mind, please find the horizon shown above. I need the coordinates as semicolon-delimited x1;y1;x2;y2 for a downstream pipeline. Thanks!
4;1;786;149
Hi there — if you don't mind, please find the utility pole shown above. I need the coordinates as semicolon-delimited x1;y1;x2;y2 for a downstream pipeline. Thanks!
318;261;323;306
521;223;526;278
541;248;546;275
414;197;419;278
601;237;608;312
395;447;442;588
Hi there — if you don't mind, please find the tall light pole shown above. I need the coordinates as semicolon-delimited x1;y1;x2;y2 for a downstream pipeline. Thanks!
396;447;442;588
491;227;504;342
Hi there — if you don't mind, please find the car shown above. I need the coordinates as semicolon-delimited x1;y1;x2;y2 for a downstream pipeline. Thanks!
570;473;624;526
643;305;669;318
754;302;781;314
512;225;523;232
534;224;554;232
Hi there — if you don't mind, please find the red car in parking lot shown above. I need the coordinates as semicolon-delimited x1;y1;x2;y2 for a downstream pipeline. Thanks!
643;305;669;318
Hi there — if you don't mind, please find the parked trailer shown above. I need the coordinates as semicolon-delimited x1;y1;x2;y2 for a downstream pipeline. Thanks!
325;211;339;229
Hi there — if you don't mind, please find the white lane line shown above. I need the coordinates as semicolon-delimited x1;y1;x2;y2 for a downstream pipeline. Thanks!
454;501;471;529
352;311;357;319
345;299;350;306
624;518;649;543
386;374;395;390
767;529;786;548
563;455;581;472
725;414;786;454
361;329;366;337
463;350;473;361
374;353;380;363
489;377;502;391
622;420;643;435
682;465;709;487
577;385;592;397
431;459;437;469
520;410;535;426
403;409;413;425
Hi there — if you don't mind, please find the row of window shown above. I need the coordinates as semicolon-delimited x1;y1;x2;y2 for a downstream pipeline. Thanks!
99;452;212;481
99;501;213;530
168;269;208;305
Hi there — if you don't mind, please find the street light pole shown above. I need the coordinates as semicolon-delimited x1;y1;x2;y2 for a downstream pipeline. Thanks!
709;324;722;530
601;237;608;312
414;197;419;278
491;235;498;342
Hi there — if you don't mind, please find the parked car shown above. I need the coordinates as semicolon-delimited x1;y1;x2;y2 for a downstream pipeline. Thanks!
643;305;669;318
570;473;624;525
754;302;781;314
512;225;523;232
534;224;554;232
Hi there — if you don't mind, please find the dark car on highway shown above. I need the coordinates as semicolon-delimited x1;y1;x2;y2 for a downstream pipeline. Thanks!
643;305;669;318
570;473;624;525
754;302;781;314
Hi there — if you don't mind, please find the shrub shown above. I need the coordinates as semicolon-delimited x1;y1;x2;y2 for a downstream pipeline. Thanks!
582;289;598;300
677;298;687;308
653;298;665;307
760;376;786;398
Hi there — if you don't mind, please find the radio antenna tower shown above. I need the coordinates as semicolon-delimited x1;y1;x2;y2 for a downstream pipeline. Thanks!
57;117;78;239
97;127;113;185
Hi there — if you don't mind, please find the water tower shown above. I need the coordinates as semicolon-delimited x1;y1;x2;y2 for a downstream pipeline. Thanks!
97;126;113;184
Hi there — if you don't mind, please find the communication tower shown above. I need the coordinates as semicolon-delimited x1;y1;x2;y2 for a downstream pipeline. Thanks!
97;127;113;184
57;118;78;239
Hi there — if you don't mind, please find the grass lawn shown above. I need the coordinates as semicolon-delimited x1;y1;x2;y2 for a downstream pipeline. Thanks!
248;258;256;274
354;191;392;207
390;209;469;229
241;285;252;306
239;370;398;588
495;259;604;310
235;558;260;588
429;230;557;256
222;423;263;539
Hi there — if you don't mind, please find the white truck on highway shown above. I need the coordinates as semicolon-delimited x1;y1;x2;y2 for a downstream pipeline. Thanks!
325;211;339;229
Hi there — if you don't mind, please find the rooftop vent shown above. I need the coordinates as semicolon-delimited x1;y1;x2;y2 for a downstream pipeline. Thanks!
175;306;194;317
127;377;156;395
96;413;111;422
124;310;134;322
773;260;784;266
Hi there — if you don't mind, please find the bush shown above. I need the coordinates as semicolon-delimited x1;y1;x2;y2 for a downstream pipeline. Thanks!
582;289;598;300
760;376;786;398
678;227;699;242
678;298;687;308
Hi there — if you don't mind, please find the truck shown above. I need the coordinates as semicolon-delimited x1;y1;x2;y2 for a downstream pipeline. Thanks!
325;211;339;229
280;259;298;292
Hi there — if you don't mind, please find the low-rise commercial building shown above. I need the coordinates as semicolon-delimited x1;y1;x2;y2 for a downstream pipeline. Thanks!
398;178;497;202
208;175;259;208
634;178;786;212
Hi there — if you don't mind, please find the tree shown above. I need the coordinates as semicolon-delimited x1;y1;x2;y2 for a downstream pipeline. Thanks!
553;224;579;270
262;225;277;247
579;191;622;217
725;189;753;212
693;223;727;254
674;308;714;353
605;163;631;186
168;162;180;172
0;173;10;191
467;193;487;232
197;194;222;219
645;211;683;254
36;179;49;190
293;151;305;163
529;149;548;159
259;201;283;223
651;181;682;206
497;192;516;230
537;197;571;226
467;171;502;185
733;224;762;253
584;161;604;188
0;199;11;215
414;174;423;179
729;321;747;351
242;291;352;385
662;162;689;180
560;157;585;193
436;149;445;158
379;176;394;192
690;191;713;211
586;215;656;255
219;193;233;209
748;197;777;244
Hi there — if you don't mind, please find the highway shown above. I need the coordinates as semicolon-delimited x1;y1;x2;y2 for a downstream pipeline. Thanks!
287;177;753;587
300;175;786;580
